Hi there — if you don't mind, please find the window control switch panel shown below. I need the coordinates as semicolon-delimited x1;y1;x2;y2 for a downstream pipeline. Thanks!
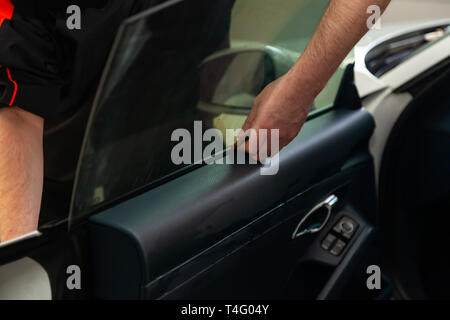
333;216;358;239
321;216;359;256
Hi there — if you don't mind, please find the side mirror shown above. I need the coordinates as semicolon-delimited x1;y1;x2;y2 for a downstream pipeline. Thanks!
198;45;298;114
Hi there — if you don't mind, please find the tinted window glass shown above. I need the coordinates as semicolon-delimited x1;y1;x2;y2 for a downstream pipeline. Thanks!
70;0;346;224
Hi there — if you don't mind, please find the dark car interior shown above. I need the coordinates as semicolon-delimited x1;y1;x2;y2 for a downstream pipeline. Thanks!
379;59;450;299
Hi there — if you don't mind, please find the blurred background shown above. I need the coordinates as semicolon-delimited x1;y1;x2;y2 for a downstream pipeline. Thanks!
231;0;450;51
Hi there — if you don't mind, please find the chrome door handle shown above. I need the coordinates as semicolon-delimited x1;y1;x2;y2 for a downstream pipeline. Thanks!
291;195;338;240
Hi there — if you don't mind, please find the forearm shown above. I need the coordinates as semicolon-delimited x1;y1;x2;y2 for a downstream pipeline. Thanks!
0;108;44;242
288;0;391;99
243;0;392;153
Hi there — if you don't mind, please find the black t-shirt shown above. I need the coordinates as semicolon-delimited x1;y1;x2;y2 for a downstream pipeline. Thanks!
0;0;168;121
0;0;234;221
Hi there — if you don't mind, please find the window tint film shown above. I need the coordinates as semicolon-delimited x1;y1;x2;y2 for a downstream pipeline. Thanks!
70;0;347;224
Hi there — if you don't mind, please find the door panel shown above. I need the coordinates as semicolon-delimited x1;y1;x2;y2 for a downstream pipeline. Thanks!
88;107;377;299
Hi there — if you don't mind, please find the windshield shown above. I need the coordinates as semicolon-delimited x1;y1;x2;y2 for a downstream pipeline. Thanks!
69;0;346;226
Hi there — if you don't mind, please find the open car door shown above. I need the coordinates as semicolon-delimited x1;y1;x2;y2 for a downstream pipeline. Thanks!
69;0;384;299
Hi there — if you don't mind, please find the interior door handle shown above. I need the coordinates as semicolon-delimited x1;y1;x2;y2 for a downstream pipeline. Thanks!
291;195;338;240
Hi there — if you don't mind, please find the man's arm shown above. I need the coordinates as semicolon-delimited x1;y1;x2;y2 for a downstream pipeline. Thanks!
0;107;44;242
242;0;391;157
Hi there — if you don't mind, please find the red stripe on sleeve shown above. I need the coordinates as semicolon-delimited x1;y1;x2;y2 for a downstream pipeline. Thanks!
0;0;14;20
5;67;17;106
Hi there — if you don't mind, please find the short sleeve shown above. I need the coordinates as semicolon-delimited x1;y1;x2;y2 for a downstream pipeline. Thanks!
0;3;65;121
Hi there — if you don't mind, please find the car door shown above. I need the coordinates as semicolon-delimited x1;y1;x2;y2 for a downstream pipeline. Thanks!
66;0;383;300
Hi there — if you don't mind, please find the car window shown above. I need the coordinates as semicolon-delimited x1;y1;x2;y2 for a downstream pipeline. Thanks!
69;0;351;225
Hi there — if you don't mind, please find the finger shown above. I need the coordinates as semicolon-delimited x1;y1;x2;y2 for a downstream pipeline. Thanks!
242;98;260;130
239;108;257;148
244;127;259;162
256;129;269;163
268;128;280;158
242;109;256;132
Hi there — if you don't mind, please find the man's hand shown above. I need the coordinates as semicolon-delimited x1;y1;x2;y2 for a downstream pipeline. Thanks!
0;107;44;242
242;0;391;157
241;73;313;160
